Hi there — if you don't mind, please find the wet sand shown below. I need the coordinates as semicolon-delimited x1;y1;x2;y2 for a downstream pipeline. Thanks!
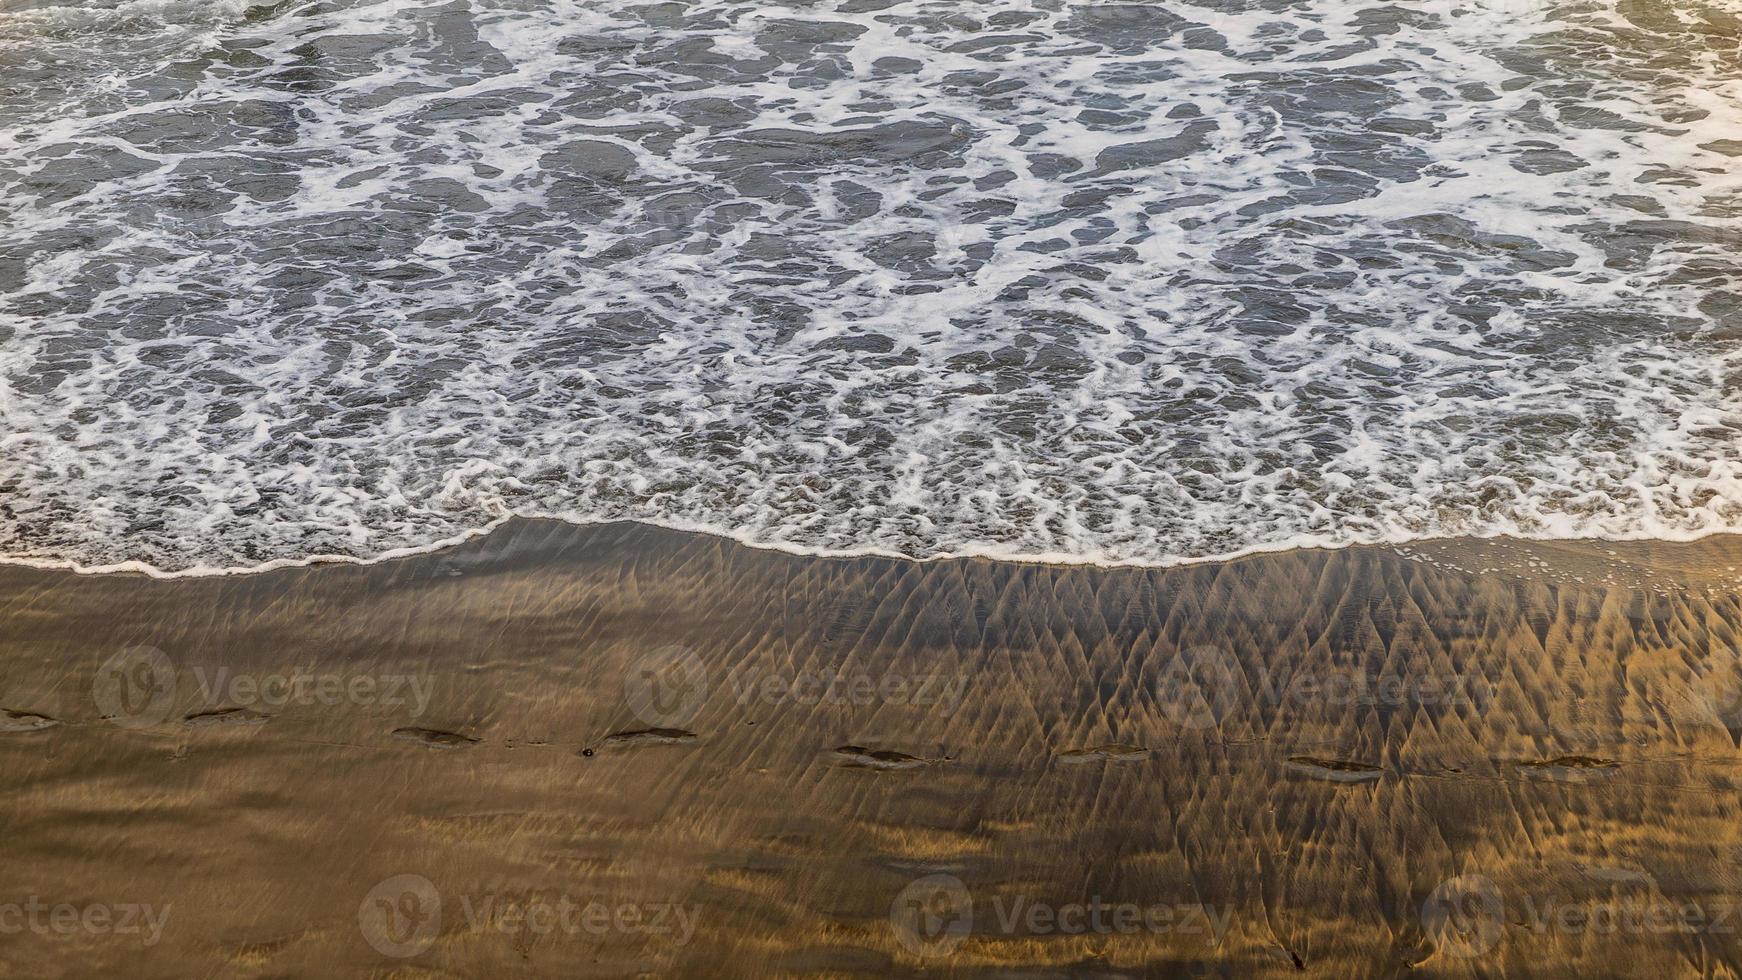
4;519;1742;977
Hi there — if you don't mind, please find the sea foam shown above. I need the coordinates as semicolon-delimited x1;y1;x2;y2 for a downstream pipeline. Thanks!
1;0;1739;573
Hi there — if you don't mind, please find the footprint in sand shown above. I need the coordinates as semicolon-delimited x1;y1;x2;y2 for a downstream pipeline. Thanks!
392;727;480;748
1284;756;1385;783
830;745;947;771
1513;755;1619;782
1057;744;1151;765
590;728;699;751
0;709;59;734
1576;864;1655;887
183;707;270;728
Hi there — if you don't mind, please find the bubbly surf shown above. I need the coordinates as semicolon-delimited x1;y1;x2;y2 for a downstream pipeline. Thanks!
1;0;1740;574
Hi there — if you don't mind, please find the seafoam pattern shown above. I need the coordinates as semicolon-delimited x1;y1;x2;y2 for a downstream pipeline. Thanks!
0;0;1739;572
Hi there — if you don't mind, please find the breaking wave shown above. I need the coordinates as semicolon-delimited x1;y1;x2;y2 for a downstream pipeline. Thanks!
1;0;1740;573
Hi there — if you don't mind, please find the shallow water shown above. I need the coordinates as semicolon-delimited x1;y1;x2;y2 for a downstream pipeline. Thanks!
1;0;1739;572
5;521;1742;974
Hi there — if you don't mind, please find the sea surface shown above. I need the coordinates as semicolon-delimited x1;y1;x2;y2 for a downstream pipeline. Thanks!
0;0;1738;573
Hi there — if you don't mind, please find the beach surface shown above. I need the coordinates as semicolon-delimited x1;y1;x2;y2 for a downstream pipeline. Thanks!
4;519;1742;976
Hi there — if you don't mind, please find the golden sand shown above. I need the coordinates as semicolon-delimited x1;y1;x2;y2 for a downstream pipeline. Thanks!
3;519;1742;976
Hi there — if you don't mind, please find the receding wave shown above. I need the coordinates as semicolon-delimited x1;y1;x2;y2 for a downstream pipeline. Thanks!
1;0;1739;574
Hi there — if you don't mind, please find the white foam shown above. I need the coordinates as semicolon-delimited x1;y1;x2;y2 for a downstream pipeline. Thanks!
1;0;1739;575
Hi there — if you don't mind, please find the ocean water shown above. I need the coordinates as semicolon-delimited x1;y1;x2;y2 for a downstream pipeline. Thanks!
0;0;1738;574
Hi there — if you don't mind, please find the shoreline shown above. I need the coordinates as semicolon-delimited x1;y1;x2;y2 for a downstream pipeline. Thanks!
3;520;1742;974
12;512;1742;583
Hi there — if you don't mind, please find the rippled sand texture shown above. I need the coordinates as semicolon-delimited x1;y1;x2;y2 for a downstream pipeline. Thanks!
4;521;1742;975
3;0;1742;570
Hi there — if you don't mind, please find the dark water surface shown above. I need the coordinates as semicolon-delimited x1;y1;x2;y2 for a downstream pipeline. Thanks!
0;0;1739;571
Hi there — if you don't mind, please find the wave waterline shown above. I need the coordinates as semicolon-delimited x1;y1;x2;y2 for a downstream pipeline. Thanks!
4;510;1741;580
